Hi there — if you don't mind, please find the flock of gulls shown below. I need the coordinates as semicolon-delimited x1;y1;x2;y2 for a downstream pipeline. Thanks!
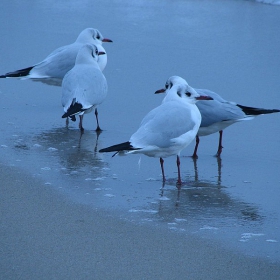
1;27;279;185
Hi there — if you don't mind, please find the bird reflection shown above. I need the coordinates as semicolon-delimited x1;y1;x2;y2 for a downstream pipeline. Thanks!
155;156;262;226
192;156;222;187
33;127;107;174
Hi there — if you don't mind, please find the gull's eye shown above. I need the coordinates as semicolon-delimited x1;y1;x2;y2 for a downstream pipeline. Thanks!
165;82;173;89
185;92;191;97
92;48;98;57
177;91;181;97
96;33;101;40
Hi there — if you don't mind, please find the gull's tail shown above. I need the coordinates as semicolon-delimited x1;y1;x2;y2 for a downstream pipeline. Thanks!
237;104;280;116
0;66;34;78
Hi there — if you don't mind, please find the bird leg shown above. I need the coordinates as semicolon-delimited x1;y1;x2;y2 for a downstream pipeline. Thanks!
95;108;102;132
216;130;223;157
191;135;199;158
79;115;84;133
160;157;166;182
176;155;182;186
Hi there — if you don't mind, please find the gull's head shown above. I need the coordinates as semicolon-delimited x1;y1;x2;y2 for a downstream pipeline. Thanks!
76;28;113;44
155;76;213;104
155;76;188;94
76;43;106;64
165;76;188;91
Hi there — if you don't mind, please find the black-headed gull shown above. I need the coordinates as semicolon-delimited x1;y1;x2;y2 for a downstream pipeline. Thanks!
163;76;280;157
99;76;212;185
61;44;108;132
0;28;112;86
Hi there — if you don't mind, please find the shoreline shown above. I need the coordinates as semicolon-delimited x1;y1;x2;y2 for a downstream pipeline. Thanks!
1;163;280;279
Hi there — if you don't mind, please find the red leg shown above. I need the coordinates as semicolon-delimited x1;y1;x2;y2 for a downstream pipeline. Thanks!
176;155;182;185
192;135;199;158
79;115;84;132
95;108;102;131
160;157;166;182
216;130;223;157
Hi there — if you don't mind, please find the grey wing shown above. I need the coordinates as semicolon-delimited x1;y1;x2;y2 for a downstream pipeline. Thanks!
85;70;108;106
61;69;79;110
130;102;196;148
44;41;79;59
33;43;80;78
195;89;246;127
195;88;228;103
62;66;107;110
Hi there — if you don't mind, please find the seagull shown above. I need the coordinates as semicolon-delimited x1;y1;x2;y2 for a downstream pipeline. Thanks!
99;76;212;185
163;77;280;157
61;43;108;132
0;28;112;86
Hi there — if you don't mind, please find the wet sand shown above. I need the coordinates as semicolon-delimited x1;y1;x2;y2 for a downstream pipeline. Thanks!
1;164;280;280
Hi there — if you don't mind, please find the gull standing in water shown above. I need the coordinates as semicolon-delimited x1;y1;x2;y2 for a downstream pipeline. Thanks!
0;28;112;86
61;44;108;132
99;76;212;185
162;77;280;157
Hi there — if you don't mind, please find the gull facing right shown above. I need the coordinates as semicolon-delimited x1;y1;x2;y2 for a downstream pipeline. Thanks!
99;76;212;185
61;44;108;132
0;28;112;86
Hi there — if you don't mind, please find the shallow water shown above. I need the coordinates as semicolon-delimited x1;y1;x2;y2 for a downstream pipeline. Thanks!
0;0;280;261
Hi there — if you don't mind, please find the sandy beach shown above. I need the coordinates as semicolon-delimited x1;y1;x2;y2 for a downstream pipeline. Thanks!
1;164;280;280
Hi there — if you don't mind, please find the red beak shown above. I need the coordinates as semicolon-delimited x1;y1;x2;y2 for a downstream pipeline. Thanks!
196;95;213;100
98;51;106;55
155;88;166;94
102;38;113;43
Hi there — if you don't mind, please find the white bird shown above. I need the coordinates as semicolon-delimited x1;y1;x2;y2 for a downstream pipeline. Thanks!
61;43;108;132
0;28;112;86
163;77;280;157
99;76;212;185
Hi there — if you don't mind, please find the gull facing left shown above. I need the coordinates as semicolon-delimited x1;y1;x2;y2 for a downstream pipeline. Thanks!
99;76;212;184
162;76;280;157
61;44;108;132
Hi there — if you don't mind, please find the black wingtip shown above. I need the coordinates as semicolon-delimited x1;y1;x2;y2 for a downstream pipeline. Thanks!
0;66;34;78
99;141;140;153
62;99;85;120
237;104;280;116
61;113;76;122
